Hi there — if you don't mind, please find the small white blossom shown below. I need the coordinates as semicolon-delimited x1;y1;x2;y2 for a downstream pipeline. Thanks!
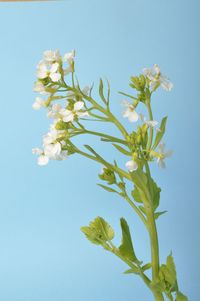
38;155;49;166
47;104;63;119
139;114;159;128
32;97;46;110
33;81;48;95
157;143;173;168
143;64;173;91
43;50;61;63
61;101;88;123
122;100;139;122
125;160;138;172
63;50;75;63
37;61;61;82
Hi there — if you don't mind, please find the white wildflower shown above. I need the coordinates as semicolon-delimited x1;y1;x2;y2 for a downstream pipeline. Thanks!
32;97;46;110
61;101;88;123
43;50;61;63
157;143;173;168
122;100;139;122
143;64;173;91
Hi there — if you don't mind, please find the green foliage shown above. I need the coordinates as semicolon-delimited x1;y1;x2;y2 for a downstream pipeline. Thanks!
99;78;108;105
159;253;178;293
119;218;139;264
98;184;119;194
149;177;161;211
112;143;131;156
99;167;116;185
131;186;143;203
81;216;114;250
154;211;167;219
153;116;167;149
176;291;188;301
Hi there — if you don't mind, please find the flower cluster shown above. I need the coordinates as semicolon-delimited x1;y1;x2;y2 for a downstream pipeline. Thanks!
32;50;89;165
122;64;173;171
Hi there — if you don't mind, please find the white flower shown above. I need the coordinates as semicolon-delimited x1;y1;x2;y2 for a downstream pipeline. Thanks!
47;104;63;119
37;61;61;82
43;50;61;63
63;50;75;63
125;160;138;172
122;100;139;122
157;143;173;168
38;155;49;166
143;64;173;91
32;97;46;110
33;81;48;95
61;101;88;123
44;142;62;159
139;114;159;128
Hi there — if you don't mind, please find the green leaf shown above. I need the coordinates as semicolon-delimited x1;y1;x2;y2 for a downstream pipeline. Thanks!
123;265;139;274
131;186;143;203
99;78;107;105
176;292;188;301
153;116;167;149
159;253;177;292
139;206;146;215
98;184;119;194
154;211;167;219
119;218;139;263
142;263;152;272
130;169;150;205
81;216;115;246
112;143;131;156
149;177;161;211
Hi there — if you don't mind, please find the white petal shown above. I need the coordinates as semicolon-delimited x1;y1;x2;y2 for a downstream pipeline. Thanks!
38;155;49;166
157;158;166;169
164;150;173;158
32;148;43;155
74;101;84;111
50;72;61;82
62;110;74;122
146;120;158;128
128;110;139;122
125;160;138;172
50;62;59;73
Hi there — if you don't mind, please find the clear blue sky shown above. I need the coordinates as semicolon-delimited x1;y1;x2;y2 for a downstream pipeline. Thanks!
0;0;199;300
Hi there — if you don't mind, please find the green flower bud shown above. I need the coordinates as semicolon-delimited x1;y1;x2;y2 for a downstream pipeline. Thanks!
99;168;116;185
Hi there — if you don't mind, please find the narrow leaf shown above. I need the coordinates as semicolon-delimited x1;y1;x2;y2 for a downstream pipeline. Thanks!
99;78;107;105
153;116;167;149
112;143;131;156
176;292;188;301
98;184;119;194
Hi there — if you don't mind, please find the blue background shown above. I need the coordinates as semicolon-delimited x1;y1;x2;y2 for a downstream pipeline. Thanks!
0;0;199;300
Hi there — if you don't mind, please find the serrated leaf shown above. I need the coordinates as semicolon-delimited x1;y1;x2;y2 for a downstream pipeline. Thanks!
159;253;177;292
112;143;131;156
153;116;167;149
81;216;115;246
154;211;167;219
119;218;139;263
98;184;119;194
176;292;188;301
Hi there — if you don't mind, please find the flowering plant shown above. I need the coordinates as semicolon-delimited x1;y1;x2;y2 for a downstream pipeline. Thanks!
32;50;188;301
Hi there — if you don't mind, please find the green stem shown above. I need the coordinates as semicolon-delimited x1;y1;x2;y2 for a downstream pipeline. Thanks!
146;99;154;150
144;163;164;301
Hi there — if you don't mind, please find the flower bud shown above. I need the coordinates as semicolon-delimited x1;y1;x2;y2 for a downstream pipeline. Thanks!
99;168;116;185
